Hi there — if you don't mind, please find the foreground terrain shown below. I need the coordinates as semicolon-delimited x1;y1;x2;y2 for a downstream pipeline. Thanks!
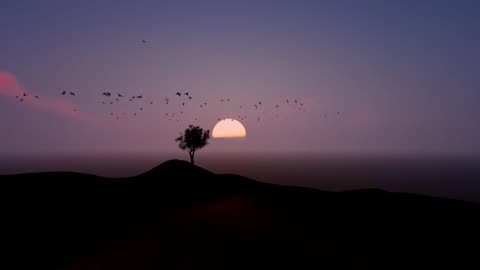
2;160;479;269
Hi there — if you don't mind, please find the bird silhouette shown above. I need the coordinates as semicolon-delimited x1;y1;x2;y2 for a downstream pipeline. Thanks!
176;92;181;97
142;40;147;44
188;96;192;100
34;96;39;99
20;98;24;102
137;95;143;99
70;92;75;96
61;91;66;95
23;93;28;97
118;93;123;97
184;92;189;96
182;102;185;106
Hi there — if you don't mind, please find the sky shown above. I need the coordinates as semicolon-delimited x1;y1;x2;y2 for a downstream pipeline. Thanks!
1;0;480;157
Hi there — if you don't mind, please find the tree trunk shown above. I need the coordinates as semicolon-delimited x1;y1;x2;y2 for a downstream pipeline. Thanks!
189;151;195;165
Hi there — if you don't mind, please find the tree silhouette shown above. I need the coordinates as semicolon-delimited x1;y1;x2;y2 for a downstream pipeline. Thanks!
175;125;210;165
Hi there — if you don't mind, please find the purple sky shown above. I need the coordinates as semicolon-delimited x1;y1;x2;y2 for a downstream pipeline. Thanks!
1;1;479;157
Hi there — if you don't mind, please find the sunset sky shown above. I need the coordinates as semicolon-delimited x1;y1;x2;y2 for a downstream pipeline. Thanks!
1;1;479;157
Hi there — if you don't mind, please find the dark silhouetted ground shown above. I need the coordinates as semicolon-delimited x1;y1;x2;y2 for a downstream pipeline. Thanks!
2;160;479;269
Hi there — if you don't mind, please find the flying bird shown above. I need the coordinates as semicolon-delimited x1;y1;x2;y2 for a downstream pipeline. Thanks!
34;96;39;99
118;93;123;97
176;92;181;97
61;91;66;95
23;93;28;97
184;92;189;96
188;96;192;100
137;95;143;99
70;92;75;96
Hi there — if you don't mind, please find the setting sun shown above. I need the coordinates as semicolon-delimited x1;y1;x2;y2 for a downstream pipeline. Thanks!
212;118;247;138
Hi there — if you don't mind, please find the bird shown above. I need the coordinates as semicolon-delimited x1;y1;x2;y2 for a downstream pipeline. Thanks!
20;98;24;102
184;92;189;96
70;92;75;96
61;91;66;95
286;99;289;103
115;98;120;101
118;93;123;97
182;102;185;106
141;40;147;44
137;95;143;99
140;107;143;110
34;96;39;99
295;100;298;103
258;101;262;105
176;92;181;97
23;93;28;97
188;96;192;100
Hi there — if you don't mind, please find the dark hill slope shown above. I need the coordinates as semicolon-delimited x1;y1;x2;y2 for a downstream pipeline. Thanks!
1;160;479;269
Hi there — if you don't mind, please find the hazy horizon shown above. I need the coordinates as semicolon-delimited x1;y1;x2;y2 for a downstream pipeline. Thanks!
2;152;479;203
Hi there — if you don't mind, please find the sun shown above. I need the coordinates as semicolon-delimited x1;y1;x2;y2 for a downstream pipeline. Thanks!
212;118;247;139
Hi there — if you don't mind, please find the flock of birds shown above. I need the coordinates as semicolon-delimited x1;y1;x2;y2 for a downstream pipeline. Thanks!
11;39;342;124
13;87;325;124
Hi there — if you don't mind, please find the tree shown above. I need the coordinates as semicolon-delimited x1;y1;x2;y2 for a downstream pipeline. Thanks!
175;125;210;165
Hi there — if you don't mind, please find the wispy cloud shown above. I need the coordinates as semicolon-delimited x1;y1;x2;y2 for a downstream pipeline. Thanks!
0;71;93;121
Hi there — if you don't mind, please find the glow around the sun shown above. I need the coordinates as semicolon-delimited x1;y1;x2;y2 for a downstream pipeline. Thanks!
212;118;247;138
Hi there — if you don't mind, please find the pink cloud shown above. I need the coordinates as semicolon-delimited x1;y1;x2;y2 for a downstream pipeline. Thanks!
0;72;23;97
0;71;94;121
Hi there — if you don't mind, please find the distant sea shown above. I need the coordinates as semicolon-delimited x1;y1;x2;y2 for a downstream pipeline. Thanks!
1;153;479;203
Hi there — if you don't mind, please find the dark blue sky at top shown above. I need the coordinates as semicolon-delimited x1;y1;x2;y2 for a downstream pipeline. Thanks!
0;0;479;156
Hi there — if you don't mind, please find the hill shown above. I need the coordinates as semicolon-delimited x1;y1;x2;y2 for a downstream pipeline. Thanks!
1;159;479;269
